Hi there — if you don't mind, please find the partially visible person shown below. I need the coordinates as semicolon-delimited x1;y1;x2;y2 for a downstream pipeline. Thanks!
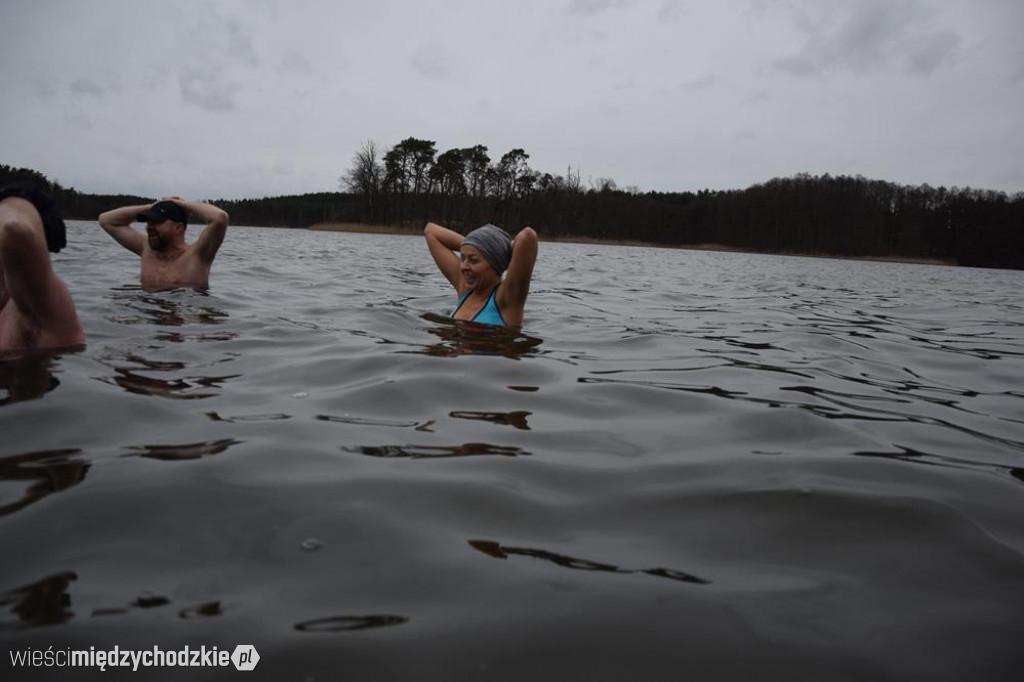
98;197;229;288
0;183;84;352
424;221;538;328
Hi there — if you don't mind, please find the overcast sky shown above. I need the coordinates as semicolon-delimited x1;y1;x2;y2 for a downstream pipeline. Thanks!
1;0;1021;200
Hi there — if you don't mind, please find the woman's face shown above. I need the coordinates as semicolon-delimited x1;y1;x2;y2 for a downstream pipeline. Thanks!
459;245;498;290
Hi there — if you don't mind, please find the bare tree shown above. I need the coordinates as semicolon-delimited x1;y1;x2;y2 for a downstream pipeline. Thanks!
564;165;583;194
342;140;383;195
341;140;384;221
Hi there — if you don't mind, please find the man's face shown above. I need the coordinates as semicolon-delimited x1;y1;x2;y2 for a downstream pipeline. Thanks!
146;219;177;251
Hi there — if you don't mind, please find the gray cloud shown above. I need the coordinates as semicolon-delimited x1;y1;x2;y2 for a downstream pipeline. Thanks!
281;50;313;77
775;0;961;77
69;78;105;97
224;16;261;68
906;30;961;76
411;47;449;80
680;74;717;92
63;112;92;130
31;78;60;101
775;3;906;75
743;89;770;105
179;68;241;113
656;0;685;23
736;129;760;143
567;0;629;17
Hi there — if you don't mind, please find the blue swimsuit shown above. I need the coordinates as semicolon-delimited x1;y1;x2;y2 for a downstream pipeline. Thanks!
450;285;507;327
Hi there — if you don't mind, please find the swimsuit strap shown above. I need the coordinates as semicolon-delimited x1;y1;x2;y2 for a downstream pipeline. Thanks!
449;284;506;327
451;289;473;317
474;285;506;326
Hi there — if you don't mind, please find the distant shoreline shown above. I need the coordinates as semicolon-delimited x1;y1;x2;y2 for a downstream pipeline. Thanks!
308;222;422;236
306;222;956;267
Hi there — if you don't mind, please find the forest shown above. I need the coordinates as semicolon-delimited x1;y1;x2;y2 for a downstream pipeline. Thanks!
4;142;1022;269
339;138;1024;269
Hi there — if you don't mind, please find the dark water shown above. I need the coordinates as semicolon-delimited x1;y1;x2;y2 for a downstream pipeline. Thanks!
2;224;1023;680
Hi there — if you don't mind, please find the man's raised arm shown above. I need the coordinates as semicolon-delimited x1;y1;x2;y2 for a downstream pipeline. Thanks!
177;199;229;264
98;203;150;255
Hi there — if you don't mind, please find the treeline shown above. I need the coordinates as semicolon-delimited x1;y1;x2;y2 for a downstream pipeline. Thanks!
207;193;361;228
6;154;1023;269
0;163;360;229
0;164;152;220
342;137;1024;269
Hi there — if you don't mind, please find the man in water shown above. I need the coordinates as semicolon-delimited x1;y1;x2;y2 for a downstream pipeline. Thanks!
0;183;84;352
98;197;229;288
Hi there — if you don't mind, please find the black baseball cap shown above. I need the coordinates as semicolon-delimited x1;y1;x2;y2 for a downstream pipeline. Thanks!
137;200;187;225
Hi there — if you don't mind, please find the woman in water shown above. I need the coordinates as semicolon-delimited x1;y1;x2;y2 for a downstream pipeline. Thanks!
424;222;538;328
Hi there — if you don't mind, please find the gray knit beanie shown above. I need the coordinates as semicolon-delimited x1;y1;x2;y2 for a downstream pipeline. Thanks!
462;224;513;275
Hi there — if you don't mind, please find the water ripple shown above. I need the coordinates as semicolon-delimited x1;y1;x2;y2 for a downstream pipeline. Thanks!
2;226;1022;678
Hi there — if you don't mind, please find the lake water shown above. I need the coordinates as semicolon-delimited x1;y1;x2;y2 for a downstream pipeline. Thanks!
2;223;1023;681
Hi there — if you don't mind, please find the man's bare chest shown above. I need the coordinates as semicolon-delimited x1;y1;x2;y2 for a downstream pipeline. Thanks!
141;251;208;286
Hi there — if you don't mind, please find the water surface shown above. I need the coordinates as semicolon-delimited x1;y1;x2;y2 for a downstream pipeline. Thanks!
2;224;1023;680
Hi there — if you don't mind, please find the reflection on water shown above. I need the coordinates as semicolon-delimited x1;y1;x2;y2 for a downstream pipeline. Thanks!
126;439;242;461
96;349;241;400
102;366;239;399
3;588;216;622
469;540;710;585
853;445;1024;484
179;601;223;619
106;286;228;327
0;571;77;628
93;594;171;617
94;287;239;400
207;412;292;423
415;314;544;359
316;414;421;428
0;448;88;517
0;354;60;406
294;614;410;633
344;443;528;459
154;330;238;343
582;373;1024;453
317;413;440;432
450;410;532;430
